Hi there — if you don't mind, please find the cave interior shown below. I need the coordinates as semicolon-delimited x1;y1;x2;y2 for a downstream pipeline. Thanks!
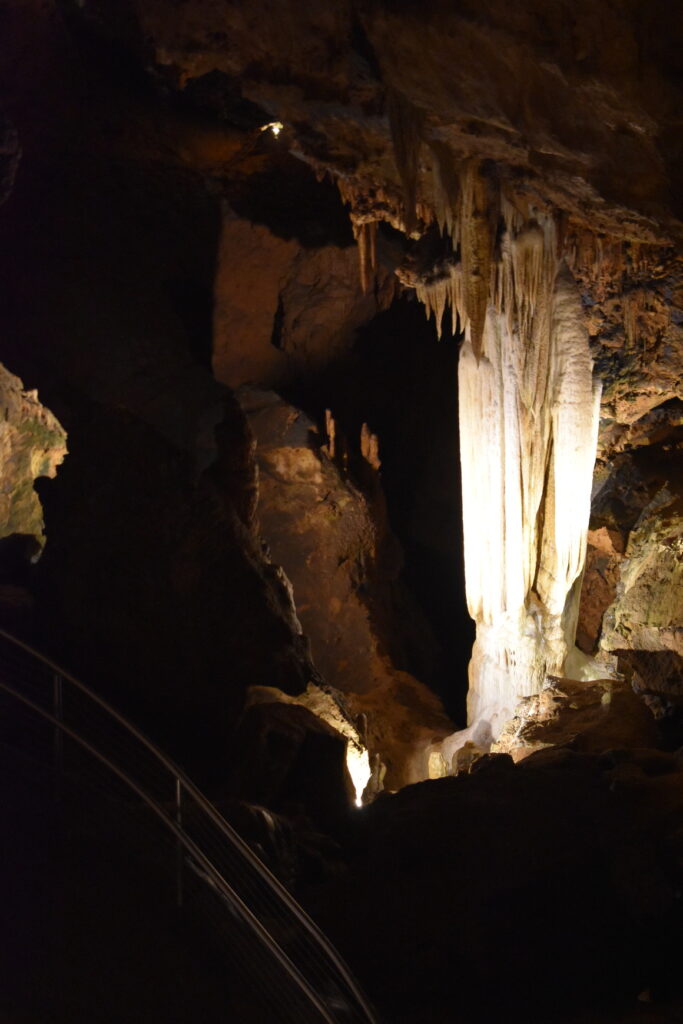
1;1;683;1022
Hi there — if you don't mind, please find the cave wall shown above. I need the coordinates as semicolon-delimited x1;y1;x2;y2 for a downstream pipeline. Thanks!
127;0;683;747
1;0;681;781
240;388;452;787
0;1;329;777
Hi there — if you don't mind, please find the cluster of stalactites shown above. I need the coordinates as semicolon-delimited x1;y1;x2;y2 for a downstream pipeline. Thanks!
410;165;561;356
336;175;428;296
337;89;641;348
413;263;464;340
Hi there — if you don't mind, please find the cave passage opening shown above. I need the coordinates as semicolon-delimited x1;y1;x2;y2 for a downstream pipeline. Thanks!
283;293;475;725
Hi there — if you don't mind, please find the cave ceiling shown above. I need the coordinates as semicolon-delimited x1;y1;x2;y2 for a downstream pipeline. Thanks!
133;0;683;244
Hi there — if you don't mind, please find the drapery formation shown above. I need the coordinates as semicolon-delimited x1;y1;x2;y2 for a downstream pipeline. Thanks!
459;237;601;740
340;150;602;743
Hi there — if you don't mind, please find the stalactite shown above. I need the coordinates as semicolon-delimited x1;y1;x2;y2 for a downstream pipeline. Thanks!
387;87;424;235
324;408;336;460
410;161;499;354
413;262;463;339
352;218;378;294
429;140;459;238
336;176;408;291
457;161;499;361
336;177;406;234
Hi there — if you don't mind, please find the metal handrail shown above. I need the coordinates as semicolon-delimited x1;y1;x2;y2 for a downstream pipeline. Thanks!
0;627;377;1023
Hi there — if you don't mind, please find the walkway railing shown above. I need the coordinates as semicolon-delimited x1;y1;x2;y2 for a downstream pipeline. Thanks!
0;627;377;1023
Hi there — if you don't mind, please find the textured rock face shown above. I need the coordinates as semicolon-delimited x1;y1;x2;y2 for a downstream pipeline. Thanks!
213;206;392;390
0;2;329;778
576;526;625;653
241;389;452;788
600;476;683;715
602;488;682;658
4;0;682;786
492;676;660;762
129;0;682;757
577;249;683;428
578;417;683;725
0;364;66;551
136;0;683;238
35;399;320;770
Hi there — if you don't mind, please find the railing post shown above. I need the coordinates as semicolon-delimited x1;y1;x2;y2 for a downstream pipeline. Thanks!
53;672;63;800
175;776;183;909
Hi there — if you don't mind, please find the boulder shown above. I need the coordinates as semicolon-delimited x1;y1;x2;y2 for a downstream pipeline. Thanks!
492;676;660;762
226;700;354;831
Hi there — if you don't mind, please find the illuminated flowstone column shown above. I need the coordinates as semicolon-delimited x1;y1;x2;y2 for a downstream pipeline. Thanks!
340;150;603;766
457;256;601;745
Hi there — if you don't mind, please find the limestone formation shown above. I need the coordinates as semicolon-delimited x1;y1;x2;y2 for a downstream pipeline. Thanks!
492;676;660;762
601;479;683;707
240;388;452;789
0;364;66;552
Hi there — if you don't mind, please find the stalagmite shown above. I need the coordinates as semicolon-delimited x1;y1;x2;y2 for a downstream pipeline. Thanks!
360;422;381;470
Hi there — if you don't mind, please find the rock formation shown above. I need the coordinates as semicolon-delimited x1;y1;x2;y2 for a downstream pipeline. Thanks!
130;0;682;756
0;0;680;779
0;363;66;553
2;3;683;1021
240;388;452;790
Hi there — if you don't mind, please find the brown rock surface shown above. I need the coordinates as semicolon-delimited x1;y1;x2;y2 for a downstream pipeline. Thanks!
136;0;683;239
577;527;624;653
492;676;660;762
601;483;683;660
241;388;453;788
33;399;322;778
212;205;392;390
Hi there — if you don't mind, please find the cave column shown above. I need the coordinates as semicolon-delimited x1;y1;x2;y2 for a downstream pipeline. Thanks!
458;258;601;743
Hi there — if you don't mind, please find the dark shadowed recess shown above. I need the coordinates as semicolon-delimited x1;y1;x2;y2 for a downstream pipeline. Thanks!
222;151;356;250
284;295;475;723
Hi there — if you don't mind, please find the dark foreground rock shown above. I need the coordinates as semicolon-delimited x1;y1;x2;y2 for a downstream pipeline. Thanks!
309;749;683;1023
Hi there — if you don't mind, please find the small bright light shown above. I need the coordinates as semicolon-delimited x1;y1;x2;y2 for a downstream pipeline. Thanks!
346;741;371;807
260;121;283;137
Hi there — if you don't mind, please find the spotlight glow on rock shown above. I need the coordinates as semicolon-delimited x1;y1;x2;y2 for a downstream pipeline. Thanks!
346;741;371;807
260;121;283;137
